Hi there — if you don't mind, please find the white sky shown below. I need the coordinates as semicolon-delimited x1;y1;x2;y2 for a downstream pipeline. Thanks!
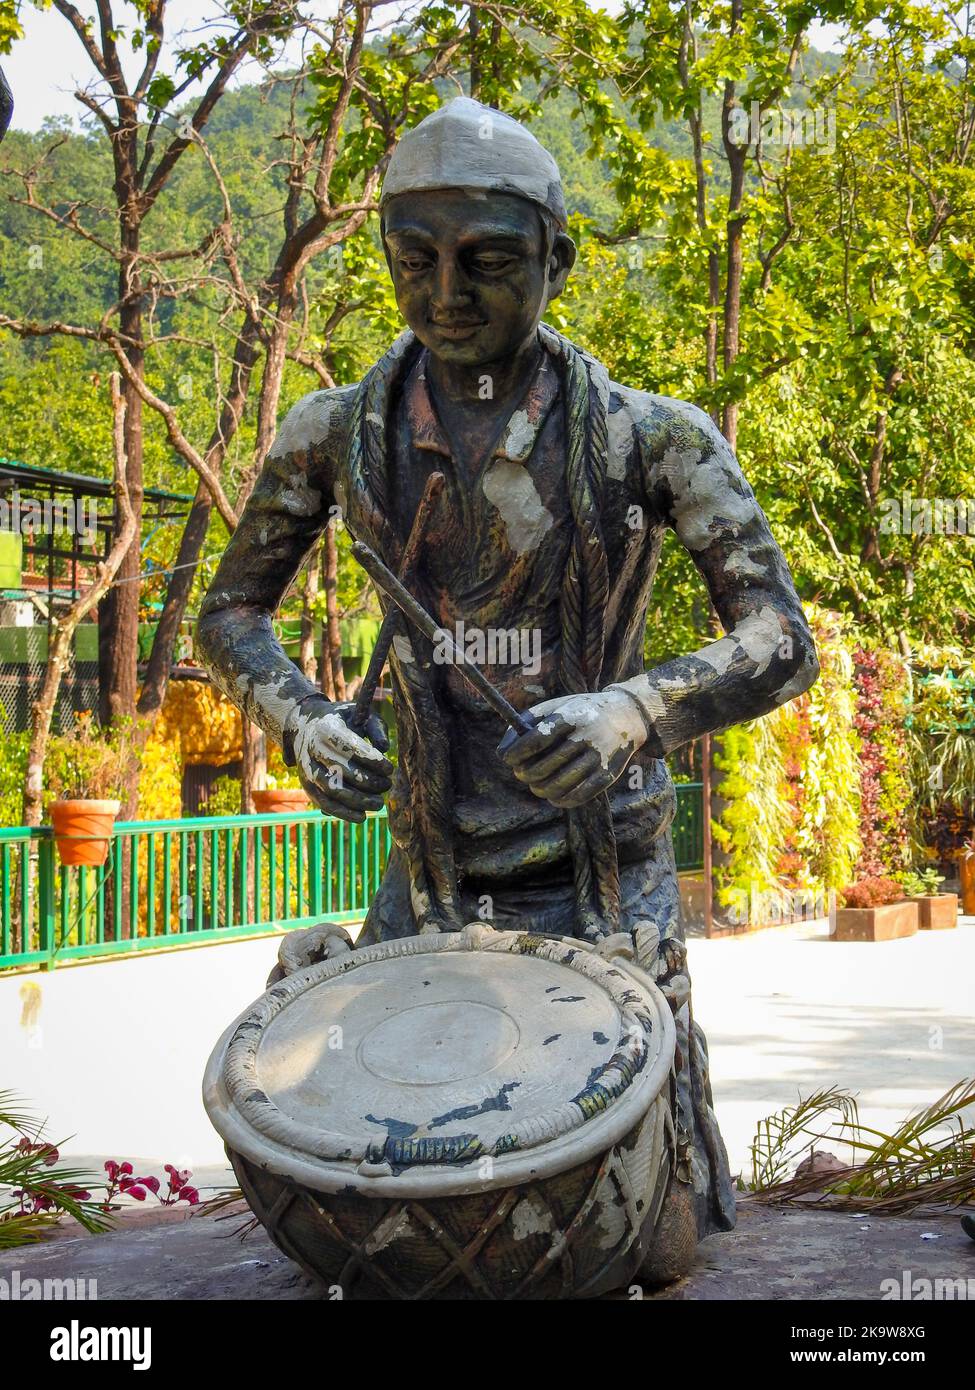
3;3;847;133
4;0;317;131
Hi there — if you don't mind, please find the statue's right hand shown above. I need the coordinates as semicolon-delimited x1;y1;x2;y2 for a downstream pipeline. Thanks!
286;700;393;822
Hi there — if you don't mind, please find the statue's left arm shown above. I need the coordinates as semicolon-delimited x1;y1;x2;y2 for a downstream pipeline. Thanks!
500;399;819;808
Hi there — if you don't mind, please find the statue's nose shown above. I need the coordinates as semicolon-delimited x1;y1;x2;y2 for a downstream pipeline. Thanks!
431;257;473;309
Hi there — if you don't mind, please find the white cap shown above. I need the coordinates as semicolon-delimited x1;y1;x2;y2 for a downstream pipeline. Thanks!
380;97;567;230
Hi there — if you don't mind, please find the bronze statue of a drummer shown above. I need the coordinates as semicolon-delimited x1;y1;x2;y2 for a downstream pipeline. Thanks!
197;98;819;1281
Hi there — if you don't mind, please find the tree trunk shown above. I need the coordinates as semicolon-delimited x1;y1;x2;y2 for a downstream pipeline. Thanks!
101;235;144;740
679;4;720;415
469;6;481;98
137;316;264;728
721;70;747;453
138;484;213;721
240;720;266;813
323;522;346;702
25;377;136;827
299;553;319;681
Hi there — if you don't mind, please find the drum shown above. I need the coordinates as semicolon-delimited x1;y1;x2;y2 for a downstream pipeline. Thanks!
203;924;682;1299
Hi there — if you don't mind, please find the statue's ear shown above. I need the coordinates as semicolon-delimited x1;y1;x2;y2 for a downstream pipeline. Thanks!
546;233;576;303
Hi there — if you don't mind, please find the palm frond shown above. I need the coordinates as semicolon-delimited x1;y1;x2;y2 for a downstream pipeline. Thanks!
0;1090;114;1246
0;1089;41;1134
746;1087;859;1191
745;1079;975;1213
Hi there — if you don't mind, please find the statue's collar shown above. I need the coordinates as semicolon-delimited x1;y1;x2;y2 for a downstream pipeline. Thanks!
404;344;560;466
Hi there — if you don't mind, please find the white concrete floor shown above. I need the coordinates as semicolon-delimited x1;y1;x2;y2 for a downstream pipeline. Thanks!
688;916;975;1180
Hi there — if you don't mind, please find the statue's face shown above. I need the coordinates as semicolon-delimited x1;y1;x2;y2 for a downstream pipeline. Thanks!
382;189;571;367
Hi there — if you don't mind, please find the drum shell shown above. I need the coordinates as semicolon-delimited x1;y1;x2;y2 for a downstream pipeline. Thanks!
225;1087;675;1300
204;929;680;1299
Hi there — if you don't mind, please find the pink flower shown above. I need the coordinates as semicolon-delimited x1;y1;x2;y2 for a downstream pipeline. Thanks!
126;1185;147;1201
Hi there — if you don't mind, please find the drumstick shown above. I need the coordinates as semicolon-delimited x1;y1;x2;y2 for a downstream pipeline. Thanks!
348;471;445;733
351;540;536;738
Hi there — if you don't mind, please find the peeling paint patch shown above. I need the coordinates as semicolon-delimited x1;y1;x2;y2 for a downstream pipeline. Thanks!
527;690;644;770
268;391;335;461
392;633;416;665
511;1195;554;1241
482;458;554;554
500;408;535;458
734;606;783;676
724;546;766;580
365;1208;417;1252
695;636;739;677
279;472;322;517
659;447;757;552
607;400;634;479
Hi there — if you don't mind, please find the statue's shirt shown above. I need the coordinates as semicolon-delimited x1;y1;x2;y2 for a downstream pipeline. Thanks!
199;335;816;888
383;349;674;882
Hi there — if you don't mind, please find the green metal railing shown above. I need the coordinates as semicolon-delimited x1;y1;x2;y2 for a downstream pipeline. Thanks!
672;781;705;872
0;783;704;973
0;809;392;973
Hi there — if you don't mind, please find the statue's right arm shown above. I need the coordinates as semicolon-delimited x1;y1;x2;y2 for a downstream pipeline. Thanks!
195;388;392;821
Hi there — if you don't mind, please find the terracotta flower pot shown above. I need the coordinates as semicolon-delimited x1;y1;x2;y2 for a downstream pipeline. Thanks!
907;893;958;931
252;788;310;848
832;900;918;942
959;854;975;916
50;799;121;867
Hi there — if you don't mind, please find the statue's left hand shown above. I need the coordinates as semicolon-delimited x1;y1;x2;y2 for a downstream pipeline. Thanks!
497;689;647;809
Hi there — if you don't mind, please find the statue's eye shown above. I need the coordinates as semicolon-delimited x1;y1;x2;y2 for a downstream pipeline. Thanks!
472;254;515;274
398;254;432;273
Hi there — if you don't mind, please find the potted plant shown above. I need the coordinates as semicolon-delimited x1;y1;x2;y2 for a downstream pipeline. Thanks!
44;714;135;867
252;770;310;818
898;866;958;931
252;770;310;848
832;875;918;942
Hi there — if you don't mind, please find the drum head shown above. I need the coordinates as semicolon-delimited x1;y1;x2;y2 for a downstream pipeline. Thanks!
204;928;675;1198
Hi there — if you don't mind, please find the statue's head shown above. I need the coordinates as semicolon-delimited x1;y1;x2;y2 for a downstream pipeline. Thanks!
379;98;576;367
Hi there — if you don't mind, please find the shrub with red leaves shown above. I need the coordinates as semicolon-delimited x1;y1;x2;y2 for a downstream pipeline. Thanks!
101;1159;199;1212
840;875;905;908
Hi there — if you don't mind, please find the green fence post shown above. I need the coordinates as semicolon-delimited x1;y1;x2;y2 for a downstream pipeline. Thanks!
37;834;56;970
309;819;323;917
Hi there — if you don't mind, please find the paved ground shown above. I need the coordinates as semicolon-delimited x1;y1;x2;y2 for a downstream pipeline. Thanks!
687;914;975;1179
2;1201;972;1300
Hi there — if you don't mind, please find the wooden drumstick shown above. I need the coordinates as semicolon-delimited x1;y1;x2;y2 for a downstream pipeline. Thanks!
348;471;445;733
